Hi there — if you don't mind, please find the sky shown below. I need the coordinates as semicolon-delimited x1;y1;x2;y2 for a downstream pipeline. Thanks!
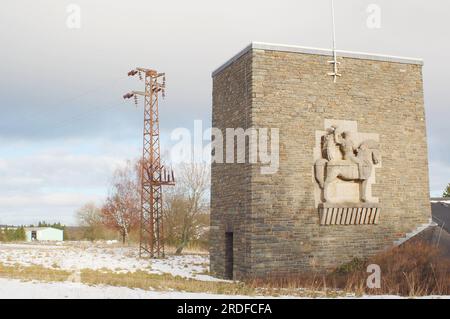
0;0;448;225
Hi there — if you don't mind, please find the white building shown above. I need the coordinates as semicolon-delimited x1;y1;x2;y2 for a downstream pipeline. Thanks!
24;227;64;242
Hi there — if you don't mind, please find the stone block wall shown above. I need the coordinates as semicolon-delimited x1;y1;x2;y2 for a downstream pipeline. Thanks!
210;43;431;279
210;50;253;278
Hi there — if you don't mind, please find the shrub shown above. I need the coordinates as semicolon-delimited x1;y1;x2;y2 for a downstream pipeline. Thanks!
0;226;26;242
246;241;450;296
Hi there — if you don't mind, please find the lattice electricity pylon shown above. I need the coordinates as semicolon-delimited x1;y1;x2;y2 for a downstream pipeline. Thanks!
123;68;175;259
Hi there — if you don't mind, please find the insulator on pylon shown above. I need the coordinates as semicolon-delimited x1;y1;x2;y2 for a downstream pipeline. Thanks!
138;71;143;81
123;92;134;99
128;70;138;77
134;95;138;106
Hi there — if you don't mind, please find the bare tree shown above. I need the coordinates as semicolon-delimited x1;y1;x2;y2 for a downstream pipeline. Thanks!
101;161;140;244
76;202;105;240
77;202;102;227
164;162;210;254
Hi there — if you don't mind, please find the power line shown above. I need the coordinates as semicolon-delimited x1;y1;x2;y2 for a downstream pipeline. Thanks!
8;75;129;125
17;98;130;138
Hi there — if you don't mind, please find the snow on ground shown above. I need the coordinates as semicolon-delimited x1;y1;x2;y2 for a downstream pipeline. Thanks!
1;242;449;299
0;278;256;299
0;278;448;299
0;241;217;281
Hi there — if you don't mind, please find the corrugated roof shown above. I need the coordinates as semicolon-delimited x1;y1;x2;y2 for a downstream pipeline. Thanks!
24;227;62;232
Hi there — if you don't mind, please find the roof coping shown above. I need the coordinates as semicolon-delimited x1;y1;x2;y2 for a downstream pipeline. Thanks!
212;42;423;77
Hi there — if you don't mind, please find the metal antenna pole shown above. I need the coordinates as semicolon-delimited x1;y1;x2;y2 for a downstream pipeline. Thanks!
328;0;341;82
124;68;175;259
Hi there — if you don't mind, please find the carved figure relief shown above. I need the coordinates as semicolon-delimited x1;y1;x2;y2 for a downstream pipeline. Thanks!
314;124;381;204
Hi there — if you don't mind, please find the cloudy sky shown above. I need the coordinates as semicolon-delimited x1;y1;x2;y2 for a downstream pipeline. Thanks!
0;0;448;225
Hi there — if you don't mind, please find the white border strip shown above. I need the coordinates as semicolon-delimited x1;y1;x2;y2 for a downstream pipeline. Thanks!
212;42;423;77
393;219;433;246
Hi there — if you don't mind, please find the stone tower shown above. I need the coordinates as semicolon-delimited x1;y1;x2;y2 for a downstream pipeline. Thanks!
210;42;431;280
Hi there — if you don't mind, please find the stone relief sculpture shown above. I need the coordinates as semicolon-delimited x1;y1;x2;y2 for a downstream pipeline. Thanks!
314;125;380;203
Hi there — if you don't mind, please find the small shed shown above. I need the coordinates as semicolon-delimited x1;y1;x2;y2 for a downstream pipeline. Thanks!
24;227;64;242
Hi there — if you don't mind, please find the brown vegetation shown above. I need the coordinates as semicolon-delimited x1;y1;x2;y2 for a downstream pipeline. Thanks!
0;240;448;297
248;241;450;296
75;160;210;250
101;161;140;243
0;263;70;282
163;162;210;254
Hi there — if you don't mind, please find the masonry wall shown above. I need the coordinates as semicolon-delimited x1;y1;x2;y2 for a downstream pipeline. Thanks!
210;51;253;279
210;46;431;279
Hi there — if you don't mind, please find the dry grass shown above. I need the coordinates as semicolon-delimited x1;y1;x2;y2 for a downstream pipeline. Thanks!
355;240;450;296
1;241;447;297
248;241;450;297
0;263;70;282
80;269;257;296
79;269;351;297
164;244;209;255
0;261;258;296
0;263;343;297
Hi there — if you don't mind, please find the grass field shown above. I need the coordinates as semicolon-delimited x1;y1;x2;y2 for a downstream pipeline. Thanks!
0;241;449;298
